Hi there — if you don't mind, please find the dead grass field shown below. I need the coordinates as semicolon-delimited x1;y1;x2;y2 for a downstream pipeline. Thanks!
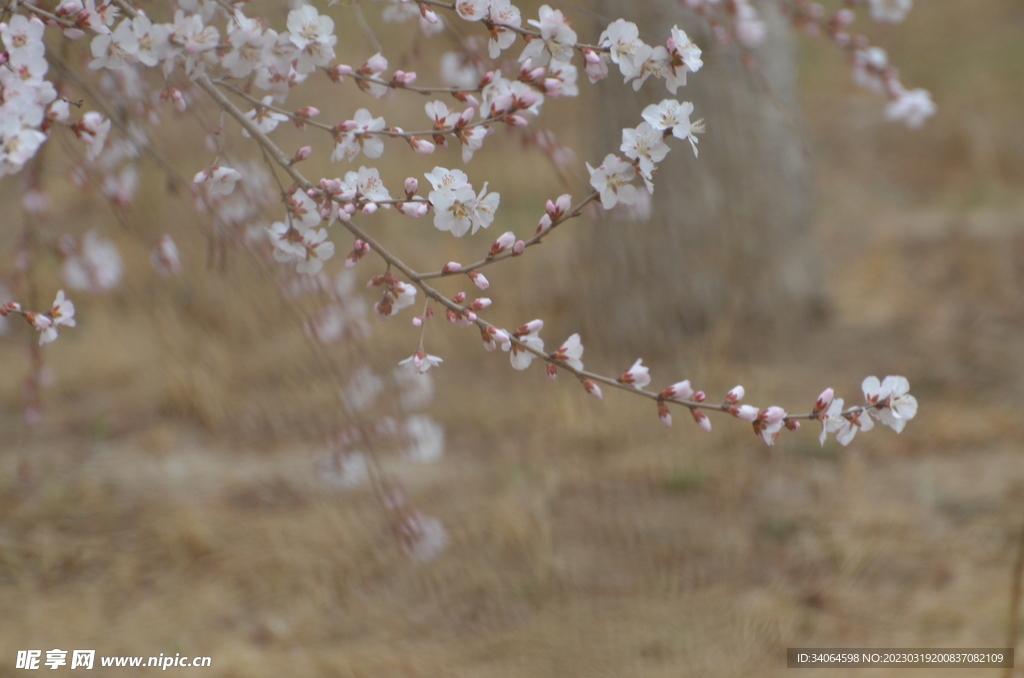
1;0;1023;676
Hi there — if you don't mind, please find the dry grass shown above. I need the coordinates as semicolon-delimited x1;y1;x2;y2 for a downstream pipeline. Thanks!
1;0;1023;676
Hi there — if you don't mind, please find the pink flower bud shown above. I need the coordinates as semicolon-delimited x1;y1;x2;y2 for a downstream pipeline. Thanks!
661;380;694;400
519;60;545;82
519;319;544;335
725;385;745;404
470;298;491;311
658;404;672;428
516;91;539;109
760;406;787;424
505;114;529;128
329;64;352;82
469;271;489;290
452;292;467;304
446;309;459;324
813;388;834;414
512;240;525;256
693;391;706;402
171;88;186;112
408;137;436;154
730;405;759;422
404;177;419;196
547;363;558;381
392;70;417;86
458;108;475;126
462;94;481;109
364;53;388;74
296;106;320;118
362;202;378;214
583;379;603;400
420;5;438;22
479;71;496;87
785;419;801;431
443;262;462;274
536;214;553;235
463;310;477;323
320;178;342;194
583;49;601;66
413;316;423;327
490;231;516;255
293;146;312;162
691;409;712;432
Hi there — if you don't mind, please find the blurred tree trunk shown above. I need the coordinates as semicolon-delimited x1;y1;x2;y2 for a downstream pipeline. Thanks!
581;0;825;357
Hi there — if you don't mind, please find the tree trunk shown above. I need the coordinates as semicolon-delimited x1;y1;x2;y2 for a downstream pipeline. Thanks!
581;0;825;358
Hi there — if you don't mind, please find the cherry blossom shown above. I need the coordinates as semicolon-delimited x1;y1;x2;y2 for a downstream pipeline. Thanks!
599;19;645;82
519;5;576;67
75;112;112;160
863;375;918;433
356;53;390;98
89;17;139;70
194;165;242;196
243;96;289;136
287;4;337;74
619;359;651;389
507;320;544;370
333;109;386;162
587;154;637;210
641;99;704;157
222;11;273;78
35;290;76;345
621;122;670;192
296;228;335;275
456;0;490;22
399;350;444;374
553;333;585;371
487;0;522;58
754;406;787;446
0;15;46;56
661;380;694;400
352;166;393;205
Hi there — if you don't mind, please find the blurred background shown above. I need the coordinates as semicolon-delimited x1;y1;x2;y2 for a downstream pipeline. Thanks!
0;0;1023;675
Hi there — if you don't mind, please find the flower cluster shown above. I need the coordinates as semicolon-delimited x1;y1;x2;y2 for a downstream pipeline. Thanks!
423;167;499;237
0;16;59;177
267;188;335;275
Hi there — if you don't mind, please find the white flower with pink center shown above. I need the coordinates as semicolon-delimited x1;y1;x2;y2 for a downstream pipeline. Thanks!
455;0;490;22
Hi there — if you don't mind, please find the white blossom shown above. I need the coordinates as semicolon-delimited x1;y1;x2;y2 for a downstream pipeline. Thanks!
587;154;637;210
